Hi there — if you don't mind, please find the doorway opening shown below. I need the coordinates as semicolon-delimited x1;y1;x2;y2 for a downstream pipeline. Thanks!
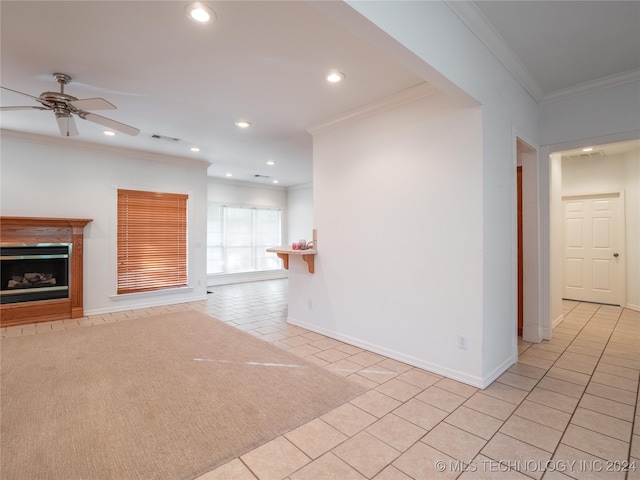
516;138;539;342
548;137;639;335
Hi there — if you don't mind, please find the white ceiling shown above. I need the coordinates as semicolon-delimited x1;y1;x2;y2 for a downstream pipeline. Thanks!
474;1;640;96
2;1;638;187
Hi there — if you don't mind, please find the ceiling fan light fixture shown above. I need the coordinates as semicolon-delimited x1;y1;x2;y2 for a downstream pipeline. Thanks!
185;2;215;24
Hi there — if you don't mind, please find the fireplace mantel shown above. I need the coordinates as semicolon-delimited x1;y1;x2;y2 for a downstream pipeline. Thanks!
1;216;92;327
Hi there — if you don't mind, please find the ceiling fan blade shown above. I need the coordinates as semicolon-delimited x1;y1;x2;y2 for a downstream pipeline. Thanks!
68;97;116;111
1;105;49;111
79;112;140;136
1;86;41;101
56;115;79;137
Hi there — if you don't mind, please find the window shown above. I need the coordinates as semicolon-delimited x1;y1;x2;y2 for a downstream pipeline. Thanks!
207;205;281;274
117;189;188;294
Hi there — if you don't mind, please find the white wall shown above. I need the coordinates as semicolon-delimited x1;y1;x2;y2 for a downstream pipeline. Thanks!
560;149;640;310
1;132;209;314
290;88;486;385
287;183;313;246
207;178;287;210
549;153;564;326
311;1;540;386
541;79;640;148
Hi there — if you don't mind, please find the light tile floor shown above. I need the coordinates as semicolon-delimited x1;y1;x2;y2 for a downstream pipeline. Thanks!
3;279;639;480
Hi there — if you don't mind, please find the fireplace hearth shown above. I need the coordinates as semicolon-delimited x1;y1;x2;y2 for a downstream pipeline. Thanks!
0;217;92;327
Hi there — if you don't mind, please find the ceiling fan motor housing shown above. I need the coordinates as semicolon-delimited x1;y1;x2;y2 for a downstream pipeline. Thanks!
1;72;140;136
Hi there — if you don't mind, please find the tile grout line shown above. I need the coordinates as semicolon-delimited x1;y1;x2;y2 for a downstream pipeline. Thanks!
476;304;623;478
543;304;638;479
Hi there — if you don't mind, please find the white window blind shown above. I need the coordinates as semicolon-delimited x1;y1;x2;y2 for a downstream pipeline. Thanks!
207;204;281;274
117;189;188;294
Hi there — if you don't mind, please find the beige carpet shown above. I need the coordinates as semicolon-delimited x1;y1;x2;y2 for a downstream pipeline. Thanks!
1;311;365;480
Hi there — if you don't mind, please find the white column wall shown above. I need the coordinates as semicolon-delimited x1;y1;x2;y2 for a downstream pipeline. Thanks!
290;92;485;385
1;132;209;314
549;153;564;328
315;1;539;385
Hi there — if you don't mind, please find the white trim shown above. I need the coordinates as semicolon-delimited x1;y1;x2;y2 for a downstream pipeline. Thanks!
206;176;287;191
538;146;552;341
626;303;640;312
86;293;207;316
445;1;543;103
0;129;210;170
548;131;640;156
288;316;493;389
543;69;640;104
307;83;439;135
287;182;313;192
444;3;640;104
552;314;565;329
109;286;195;300
207;270;287;287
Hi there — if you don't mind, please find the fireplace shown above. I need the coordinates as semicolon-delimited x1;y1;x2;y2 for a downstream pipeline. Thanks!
0;217;92;327
1;244;71;304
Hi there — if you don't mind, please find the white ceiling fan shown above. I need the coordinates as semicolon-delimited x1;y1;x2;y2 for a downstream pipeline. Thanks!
1;73;140;137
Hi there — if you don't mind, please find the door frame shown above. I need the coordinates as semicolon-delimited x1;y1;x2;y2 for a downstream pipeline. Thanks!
514;135;540;344
543;130;638;340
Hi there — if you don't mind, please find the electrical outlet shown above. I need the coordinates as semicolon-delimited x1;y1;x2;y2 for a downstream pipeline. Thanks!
458;336;468;350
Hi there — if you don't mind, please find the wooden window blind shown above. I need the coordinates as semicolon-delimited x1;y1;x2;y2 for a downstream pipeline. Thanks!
117;189;188;294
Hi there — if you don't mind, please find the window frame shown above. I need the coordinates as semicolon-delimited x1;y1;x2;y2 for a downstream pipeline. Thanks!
207;203;282;275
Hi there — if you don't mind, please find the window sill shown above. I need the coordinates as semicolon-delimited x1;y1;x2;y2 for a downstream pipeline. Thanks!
110;286;195;300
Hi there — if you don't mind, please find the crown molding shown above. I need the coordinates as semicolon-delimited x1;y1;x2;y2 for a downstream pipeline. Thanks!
306;82;439;135
206;175;287;191
287;182;313;191
542;69;640;104
0;129;211;170
445;1;544;103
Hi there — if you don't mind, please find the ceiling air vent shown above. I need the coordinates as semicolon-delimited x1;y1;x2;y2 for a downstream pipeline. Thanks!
151;134;181;143
564;150;605;160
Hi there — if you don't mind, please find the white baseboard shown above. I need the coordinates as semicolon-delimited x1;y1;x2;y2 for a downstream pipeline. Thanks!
625;303;640;312
85;293;208;316
287;316;509;389
207;270;287;287
552;314;564;328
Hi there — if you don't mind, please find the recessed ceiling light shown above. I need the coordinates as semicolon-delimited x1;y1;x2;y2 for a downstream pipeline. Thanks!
185;2;216;24
190;146;200;152
235;120;251;128
103;131;115;136
266;160;275;166
225;173;233;177
272;180;279;184
582;147;593;152
326;71;345;83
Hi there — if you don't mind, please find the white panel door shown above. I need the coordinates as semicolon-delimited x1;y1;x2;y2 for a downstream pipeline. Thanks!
563;193;622;305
